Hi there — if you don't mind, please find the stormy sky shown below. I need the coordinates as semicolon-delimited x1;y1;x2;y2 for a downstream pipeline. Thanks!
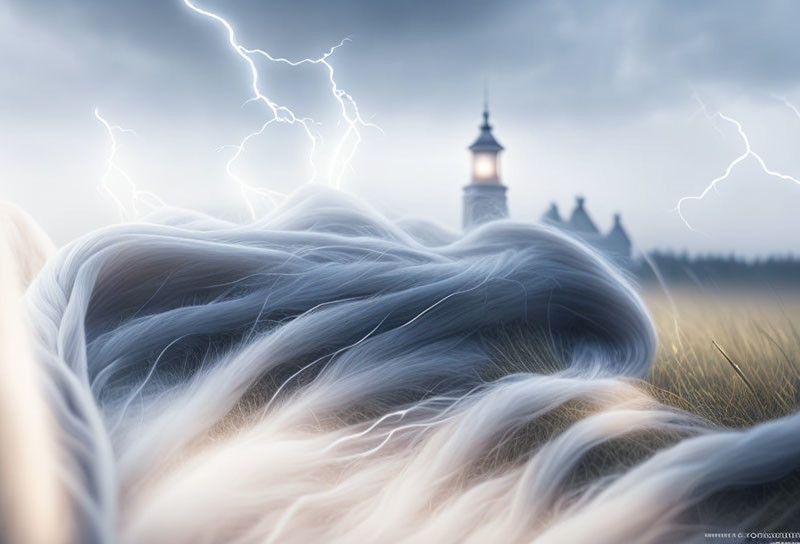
2;0;800;256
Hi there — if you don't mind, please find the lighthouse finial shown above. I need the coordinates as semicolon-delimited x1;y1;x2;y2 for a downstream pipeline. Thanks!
483;77;490;122
482;77;491;127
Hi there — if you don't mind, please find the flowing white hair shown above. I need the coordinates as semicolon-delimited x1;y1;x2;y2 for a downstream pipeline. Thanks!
7;188;800;543
0;204;66;544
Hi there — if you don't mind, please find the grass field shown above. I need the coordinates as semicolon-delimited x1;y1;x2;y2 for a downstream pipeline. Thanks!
644;286;800;427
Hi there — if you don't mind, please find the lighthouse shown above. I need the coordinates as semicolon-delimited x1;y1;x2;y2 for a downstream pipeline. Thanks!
462;102;507;230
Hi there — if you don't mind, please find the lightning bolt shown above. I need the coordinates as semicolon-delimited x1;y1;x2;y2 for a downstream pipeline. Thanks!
94;108;166;221
775;94;800;122
182;0;379;220
675;94;800;232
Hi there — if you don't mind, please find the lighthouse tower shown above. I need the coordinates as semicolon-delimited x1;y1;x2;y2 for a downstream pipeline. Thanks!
462;102;507;230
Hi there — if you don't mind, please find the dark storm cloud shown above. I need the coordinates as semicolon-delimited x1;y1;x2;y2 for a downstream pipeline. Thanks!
4;0;800;255
9;0;800;121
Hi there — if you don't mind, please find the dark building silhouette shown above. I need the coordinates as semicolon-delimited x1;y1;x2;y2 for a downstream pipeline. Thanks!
462;104;508;230
542;203;562;224
605;213;633;259
542;197;633;264
567;196;599;234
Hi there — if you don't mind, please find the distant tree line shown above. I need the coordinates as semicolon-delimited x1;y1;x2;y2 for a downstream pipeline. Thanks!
634;251;800;287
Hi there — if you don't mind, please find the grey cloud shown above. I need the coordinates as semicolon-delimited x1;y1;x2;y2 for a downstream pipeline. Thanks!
3;0;800;255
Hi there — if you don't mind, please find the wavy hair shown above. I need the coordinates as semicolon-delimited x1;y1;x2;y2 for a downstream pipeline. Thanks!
6;188;800;543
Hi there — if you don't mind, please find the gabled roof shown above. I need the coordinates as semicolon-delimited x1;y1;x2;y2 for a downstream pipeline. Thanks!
568;196;599;234
606;213;631;248
468;108;504;152
541;198;634;262
542;202;562;225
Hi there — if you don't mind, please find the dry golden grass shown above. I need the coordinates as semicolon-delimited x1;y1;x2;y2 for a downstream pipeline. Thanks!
644;286;800;427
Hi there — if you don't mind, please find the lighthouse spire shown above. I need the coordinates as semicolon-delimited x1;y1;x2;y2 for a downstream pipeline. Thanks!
483;78;489;119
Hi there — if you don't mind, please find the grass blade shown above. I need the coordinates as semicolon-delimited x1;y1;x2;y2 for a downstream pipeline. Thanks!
712;340;757;398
